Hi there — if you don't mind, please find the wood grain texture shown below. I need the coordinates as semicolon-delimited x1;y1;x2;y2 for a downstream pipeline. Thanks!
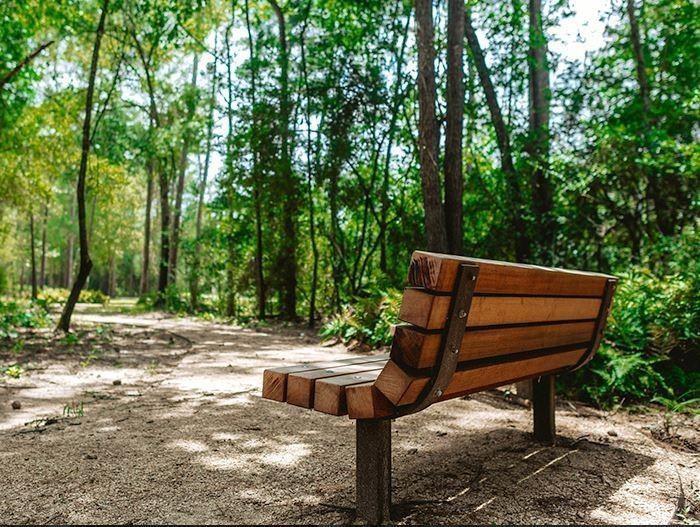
286;362;386;408
313;370;384;416
392;321;596;369
262;354;388;401
408;251;613;295
399;288;601;330
375;348;585;406
346;383;396;419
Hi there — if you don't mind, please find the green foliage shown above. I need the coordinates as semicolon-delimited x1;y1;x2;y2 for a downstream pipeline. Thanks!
566;238;700;408
1;364;24;379
37;287;109;305
320;289;402;348
0;299;49;338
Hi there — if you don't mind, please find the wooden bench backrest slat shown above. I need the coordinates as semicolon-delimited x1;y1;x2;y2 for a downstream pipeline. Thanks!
399;289;602;330
392;320;596;369
375;347;586;407
409;251;611;296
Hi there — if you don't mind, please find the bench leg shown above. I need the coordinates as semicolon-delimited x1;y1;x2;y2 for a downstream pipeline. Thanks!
356;419;391;524
533;374;556;444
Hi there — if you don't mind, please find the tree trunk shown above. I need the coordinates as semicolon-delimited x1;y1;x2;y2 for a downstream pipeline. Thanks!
190;40;218;312
65;204;75;288
29;214;38;300
444;0;466;255
300;7;318;327
268;0;297;319
140;154;154;295
157;167;170;304
245;0;266;319
465;8;530;262
381;6;411;271
526;0;553;263
57;0;108;332
626;0;672;237
169;54;199;283
415;0;447;253
224;6;237;318
40;202;48;288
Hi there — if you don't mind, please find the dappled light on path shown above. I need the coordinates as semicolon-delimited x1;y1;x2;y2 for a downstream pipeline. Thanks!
0;307;695;524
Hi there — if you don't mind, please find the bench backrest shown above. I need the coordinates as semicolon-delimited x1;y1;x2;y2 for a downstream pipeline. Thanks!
372;251;617;410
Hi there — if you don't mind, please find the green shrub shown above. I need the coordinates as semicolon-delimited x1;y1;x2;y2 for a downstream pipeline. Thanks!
566;262;700;408
320;289;402;348
37;287;109;305
0;300;49;338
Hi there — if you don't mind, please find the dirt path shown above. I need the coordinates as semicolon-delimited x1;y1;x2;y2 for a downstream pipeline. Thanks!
1;306;698;524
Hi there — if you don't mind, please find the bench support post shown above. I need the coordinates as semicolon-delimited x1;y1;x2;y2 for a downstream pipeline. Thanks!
356;419;391;524
533;375;556;444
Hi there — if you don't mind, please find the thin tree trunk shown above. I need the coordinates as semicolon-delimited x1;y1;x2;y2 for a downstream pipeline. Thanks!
140;154;154;295
415;0;447;253
40;202;48;288
245;0;266;319
65;204;75;288
169;54;199;283
444;0;466;255
268;0;297;319
381;6;411;271
300;5;318;327
626;0;672;237
465;8;530;262
57;0;109;331
527;0;553;263
0;40;54;92
190;40;218;311
224;6;237;318
29;214;38;300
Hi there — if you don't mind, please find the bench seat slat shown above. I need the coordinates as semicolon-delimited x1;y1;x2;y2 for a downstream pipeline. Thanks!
346;383;395;420
286;361;386;408
375;348;586;407
314;371;384;416
409;251;613;295
262;354;388;402
400;289;601;330
392;320;596;369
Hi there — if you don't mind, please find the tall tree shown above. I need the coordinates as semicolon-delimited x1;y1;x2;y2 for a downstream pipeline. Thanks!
415;0;447;253
444;0;466;255
245;0;266;319
57;0;110;332
465;7;530;262
526;0;553;262
169;53;199;282
268;0;298;319
29;213;38;300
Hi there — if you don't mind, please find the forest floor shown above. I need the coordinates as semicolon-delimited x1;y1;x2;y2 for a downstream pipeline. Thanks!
0;301;698;525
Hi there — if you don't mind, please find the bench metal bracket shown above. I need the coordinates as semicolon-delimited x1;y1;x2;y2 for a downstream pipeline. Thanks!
569;278;617;371
396;263;480;417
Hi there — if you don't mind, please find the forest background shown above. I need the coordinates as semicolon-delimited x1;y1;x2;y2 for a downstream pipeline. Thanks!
0;0;697;410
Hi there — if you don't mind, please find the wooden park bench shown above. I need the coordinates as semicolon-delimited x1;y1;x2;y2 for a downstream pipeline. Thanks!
262;251;617;524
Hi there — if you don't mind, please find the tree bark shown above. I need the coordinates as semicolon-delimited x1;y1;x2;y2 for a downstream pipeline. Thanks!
40;202;48;288
245;0;266;319
29;214;38;300
268;0;297;319
444;0;466;255
57;0;109;331
381;5;411;271
626;0;673;237
190;39;218;311
169;54;199;283
465;8;530;262
224;7;237;318
140;154;154;295
526;0;553;263
415;0;447;253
